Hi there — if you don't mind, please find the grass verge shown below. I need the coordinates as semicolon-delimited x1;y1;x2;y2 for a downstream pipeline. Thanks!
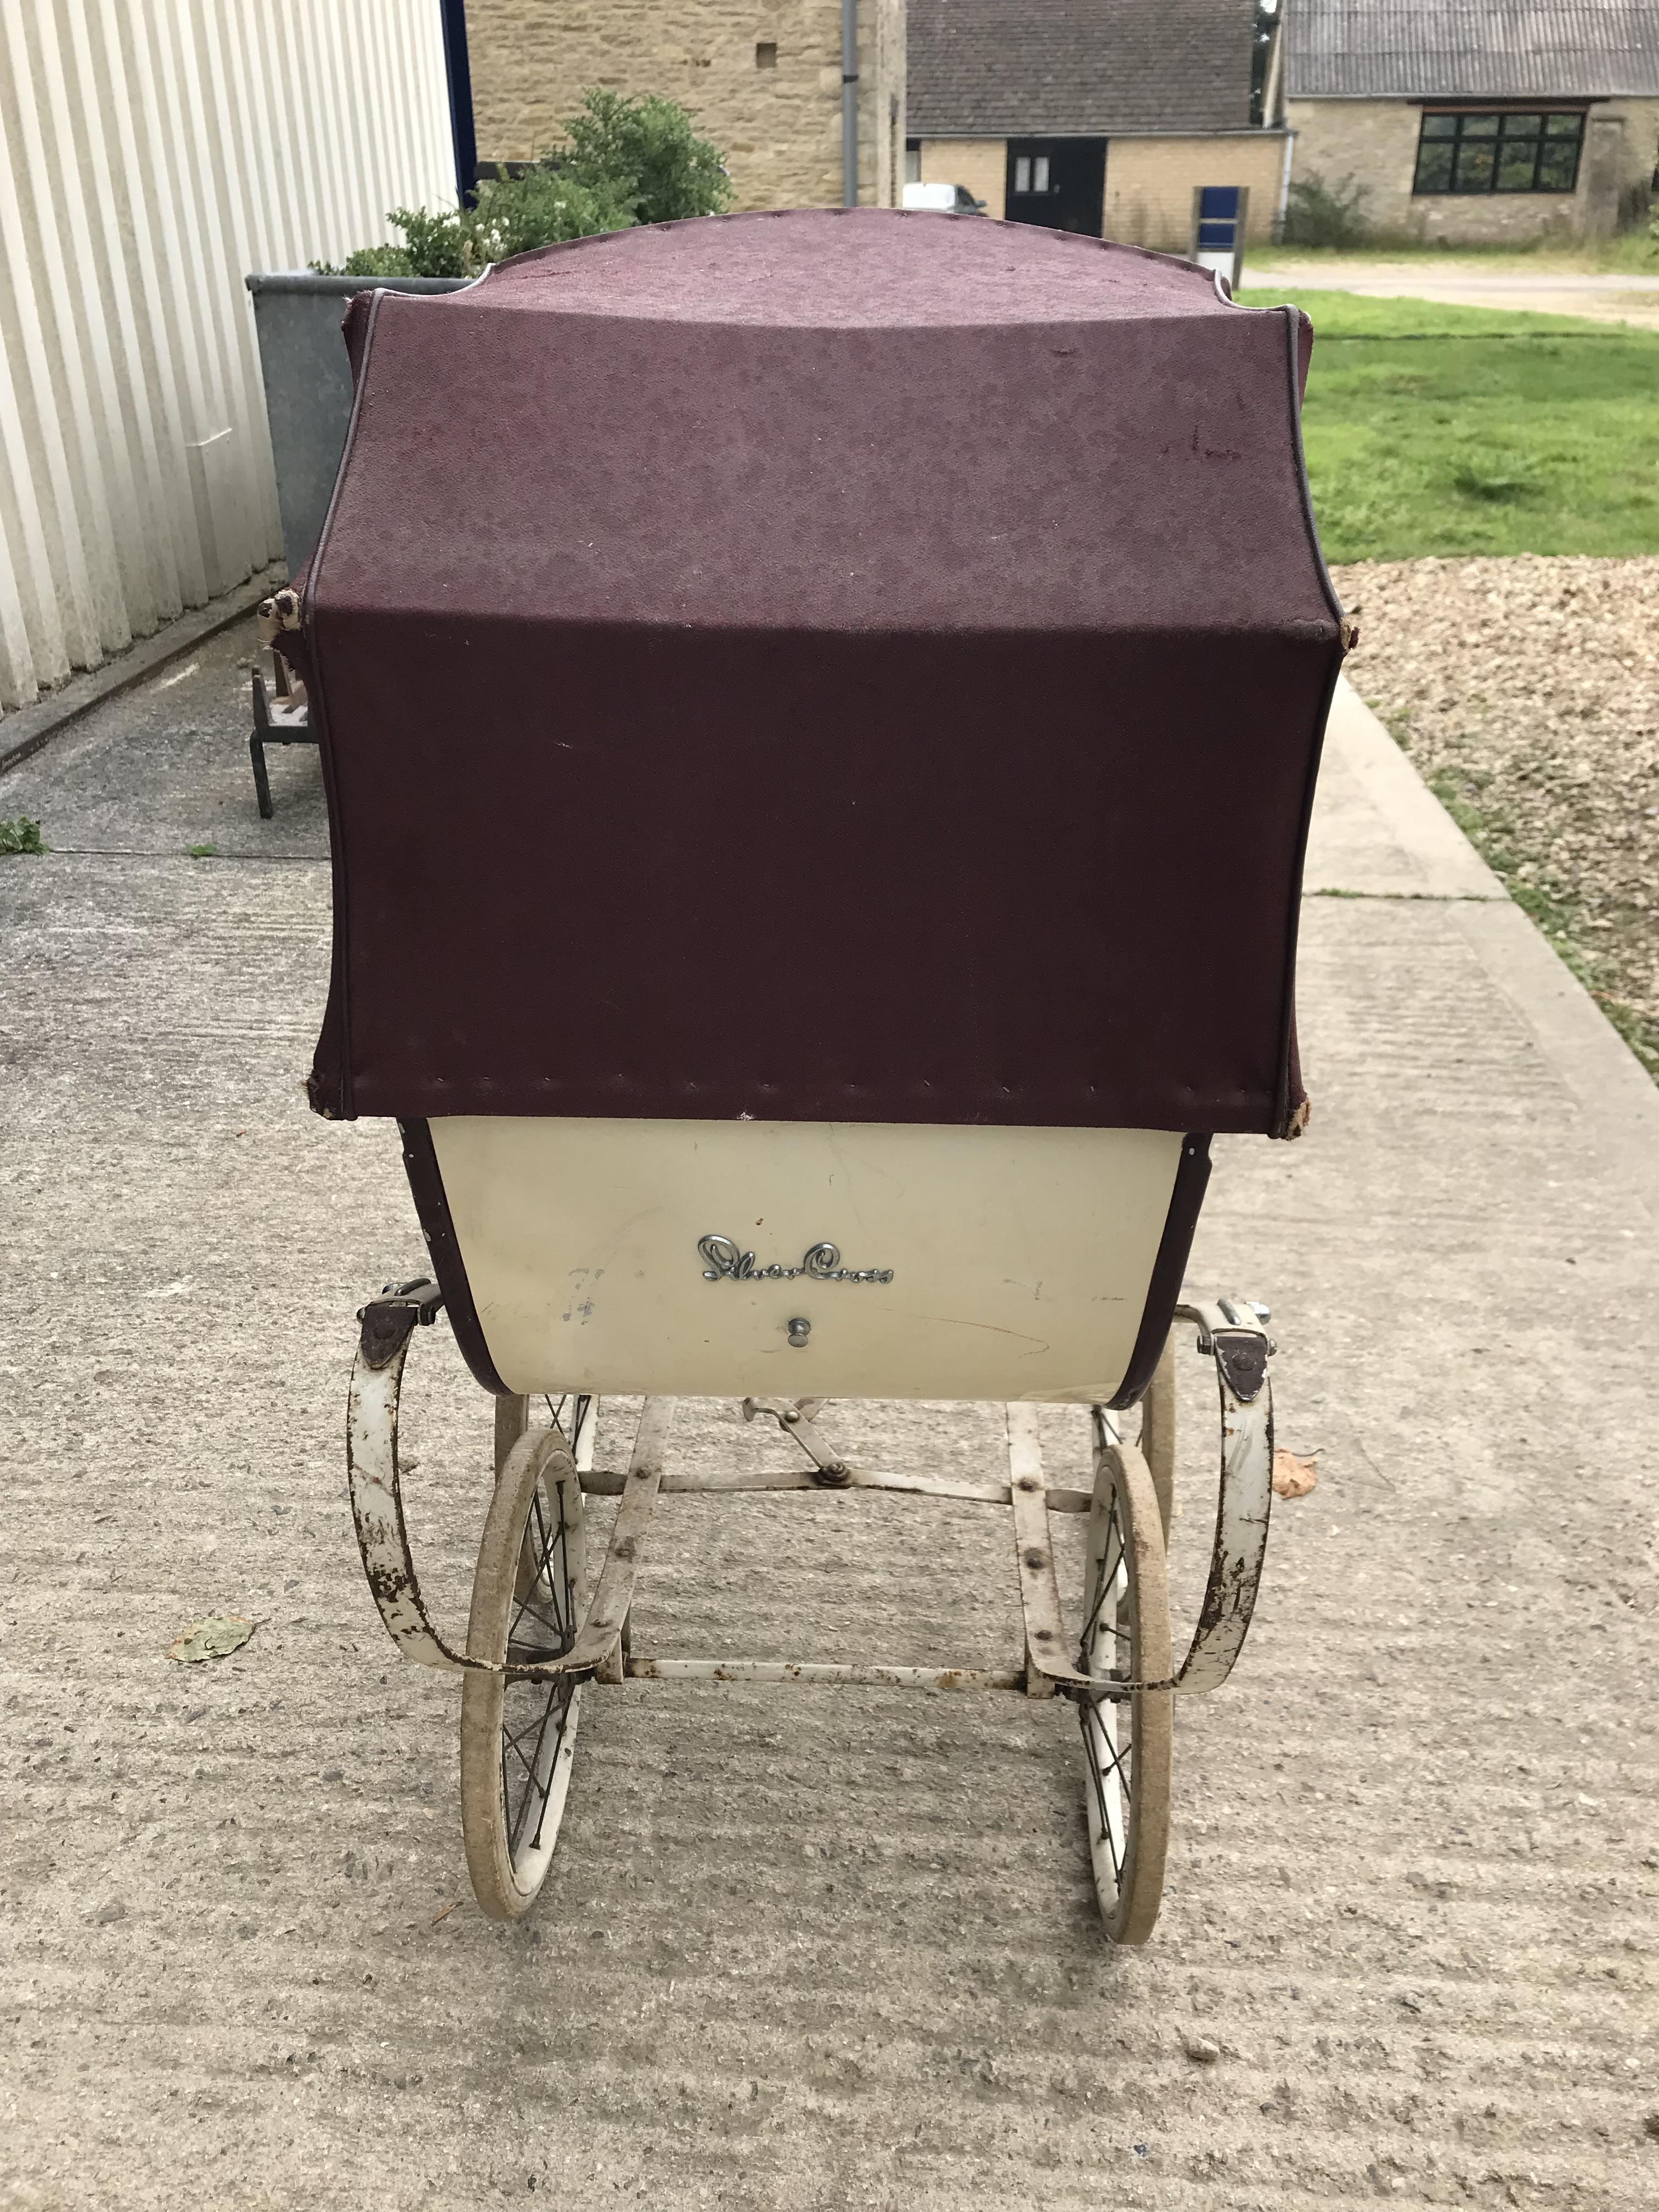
1370;701;1659;1079
1250;235;1659;275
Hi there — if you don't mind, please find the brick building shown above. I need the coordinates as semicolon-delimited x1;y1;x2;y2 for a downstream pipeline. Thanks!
1284;0;1659;242
906;0;1290;251
464;0;906;212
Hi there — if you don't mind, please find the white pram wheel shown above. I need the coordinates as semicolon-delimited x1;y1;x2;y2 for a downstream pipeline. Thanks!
1079;1423;1172;1944
460;1413;588;1920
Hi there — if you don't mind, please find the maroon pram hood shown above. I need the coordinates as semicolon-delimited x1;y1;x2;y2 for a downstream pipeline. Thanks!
299;209;1343;1135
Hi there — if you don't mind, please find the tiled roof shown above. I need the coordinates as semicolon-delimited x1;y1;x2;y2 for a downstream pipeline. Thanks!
1284;0;1659;99
907;0;1259;137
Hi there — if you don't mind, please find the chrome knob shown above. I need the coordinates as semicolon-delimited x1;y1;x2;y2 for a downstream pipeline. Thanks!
786;1317;811;1347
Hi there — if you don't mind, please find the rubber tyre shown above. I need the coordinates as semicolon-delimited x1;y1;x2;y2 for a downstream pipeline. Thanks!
460;1425;585;1921
1079;1432;1173;1944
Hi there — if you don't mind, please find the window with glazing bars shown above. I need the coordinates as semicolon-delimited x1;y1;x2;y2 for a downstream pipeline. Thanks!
1413;110;1585;194
1013;154;1053;194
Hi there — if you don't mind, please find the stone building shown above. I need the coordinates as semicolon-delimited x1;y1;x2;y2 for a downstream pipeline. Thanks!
464;0;906;211
1283;0;1659;242
906;0;1290;250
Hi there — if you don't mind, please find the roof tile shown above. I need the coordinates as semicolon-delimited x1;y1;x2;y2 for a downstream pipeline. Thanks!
909;0;1259;137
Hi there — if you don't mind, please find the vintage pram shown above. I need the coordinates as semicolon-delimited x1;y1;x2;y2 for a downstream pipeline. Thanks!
274;209;1347;1942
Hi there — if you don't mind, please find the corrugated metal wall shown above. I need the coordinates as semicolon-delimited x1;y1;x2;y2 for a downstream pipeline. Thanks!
0;0;456;716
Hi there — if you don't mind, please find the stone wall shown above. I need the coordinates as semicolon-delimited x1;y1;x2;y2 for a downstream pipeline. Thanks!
916;138;1007;218
467;0;904;211
1591;100;1659;233
1282;99;1420;234
1103;133;1288;251
1286;97;1659;244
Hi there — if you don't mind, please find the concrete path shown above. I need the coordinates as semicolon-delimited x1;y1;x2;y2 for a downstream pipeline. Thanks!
1245;258;1659;330
3;628;1657;2209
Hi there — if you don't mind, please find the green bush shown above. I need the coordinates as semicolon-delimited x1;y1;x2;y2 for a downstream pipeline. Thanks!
0;816;46;855
1280;170;1372;249
558;87;731;225
314;88;730;279
475;168;638;257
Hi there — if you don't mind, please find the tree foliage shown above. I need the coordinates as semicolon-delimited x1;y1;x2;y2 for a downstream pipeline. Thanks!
313;88;730;278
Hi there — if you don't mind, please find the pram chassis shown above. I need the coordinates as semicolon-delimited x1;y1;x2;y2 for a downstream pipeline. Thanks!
309;213;1331;1945
346;1282;1274;1942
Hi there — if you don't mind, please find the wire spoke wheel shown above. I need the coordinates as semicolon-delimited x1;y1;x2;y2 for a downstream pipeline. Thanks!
460;1403;591;1920
1079;1418;1172;1944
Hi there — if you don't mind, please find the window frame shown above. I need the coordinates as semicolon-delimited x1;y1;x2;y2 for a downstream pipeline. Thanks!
1012;154;1055;196
1412;108;1587;196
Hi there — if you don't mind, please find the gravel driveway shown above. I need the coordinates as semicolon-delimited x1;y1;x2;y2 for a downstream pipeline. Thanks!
1246;261;1659;330
1331;555;1659;1079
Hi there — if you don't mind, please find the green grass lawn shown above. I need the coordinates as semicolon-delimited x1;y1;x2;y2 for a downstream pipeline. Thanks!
1233;287;1659;563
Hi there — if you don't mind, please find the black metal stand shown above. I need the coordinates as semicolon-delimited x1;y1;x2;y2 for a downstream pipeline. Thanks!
250;663;316;819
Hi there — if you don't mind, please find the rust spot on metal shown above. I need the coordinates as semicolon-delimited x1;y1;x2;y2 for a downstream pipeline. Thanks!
256;587;302;648
365;1564;415;1607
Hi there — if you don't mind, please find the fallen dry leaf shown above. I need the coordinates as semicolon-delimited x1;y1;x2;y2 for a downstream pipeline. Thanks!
166;1614;254;1663
431;1900;460;1926
1272;1448;1319;1499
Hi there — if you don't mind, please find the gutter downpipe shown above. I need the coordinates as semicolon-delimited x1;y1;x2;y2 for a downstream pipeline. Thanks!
1276;128;1296;243
438;0;478;204
842;0;859;206
1264;16;1293;241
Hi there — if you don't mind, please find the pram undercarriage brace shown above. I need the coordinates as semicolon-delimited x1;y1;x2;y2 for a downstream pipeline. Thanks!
347;1277;1275;1938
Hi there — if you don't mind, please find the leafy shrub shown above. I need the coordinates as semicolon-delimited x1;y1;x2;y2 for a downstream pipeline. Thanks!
0;816;46;855
318;174;636;278
475;168;637;257
1281;170;1372;249
559;87;731;225
314;89;729;279
320;242;415;279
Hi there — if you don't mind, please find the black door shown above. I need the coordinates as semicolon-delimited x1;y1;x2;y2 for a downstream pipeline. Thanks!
1005;139;1107;235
